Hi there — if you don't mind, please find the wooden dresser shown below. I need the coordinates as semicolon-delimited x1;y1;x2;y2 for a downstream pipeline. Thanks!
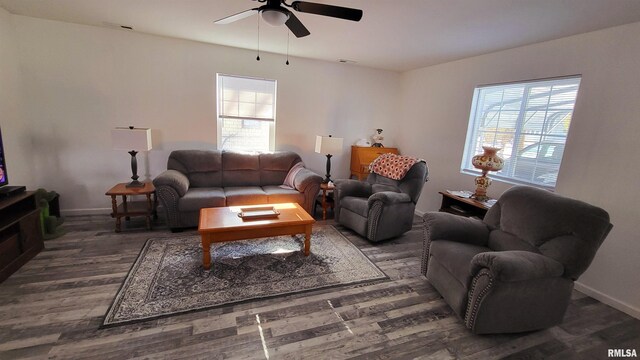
350;146;399;180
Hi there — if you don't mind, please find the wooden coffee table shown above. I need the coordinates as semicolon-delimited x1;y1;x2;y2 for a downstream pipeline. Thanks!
198;203;315;270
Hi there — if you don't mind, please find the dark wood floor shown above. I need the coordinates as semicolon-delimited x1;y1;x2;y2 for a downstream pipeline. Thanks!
0;213;638;359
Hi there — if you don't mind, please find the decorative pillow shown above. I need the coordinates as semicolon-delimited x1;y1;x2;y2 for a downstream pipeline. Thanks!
280;162;305;190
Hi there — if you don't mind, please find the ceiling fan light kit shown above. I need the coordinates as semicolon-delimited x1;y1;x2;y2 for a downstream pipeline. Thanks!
261;8;290;26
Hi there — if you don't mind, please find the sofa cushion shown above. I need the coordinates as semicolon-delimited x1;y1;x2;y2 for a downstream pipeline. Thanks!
262;186;305;205
224;187;268;206
178;188;226;212
222;152;261;187
168;150;222;187
340;196;369;217
429;240;491;289
260;152;302;186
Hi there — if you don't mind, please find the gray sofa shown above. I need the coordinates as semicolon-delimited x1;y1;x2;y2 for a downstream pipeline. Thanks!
153;150;322;230
334;161;428;242
422;186;613;334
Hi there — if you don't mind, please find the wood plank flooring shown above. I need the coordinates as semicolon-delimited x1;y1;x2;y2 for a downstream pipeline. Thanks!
0;214;638;359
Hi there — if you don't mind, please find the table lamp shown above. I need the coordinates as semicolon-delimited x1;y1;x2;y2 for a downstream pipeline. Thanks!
111;126;152;187
471;146;504;200
315;135;343;183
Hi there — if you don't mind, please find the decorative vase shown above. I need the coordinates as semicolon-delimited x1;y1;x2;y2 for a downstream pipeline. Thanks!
471;146;504;200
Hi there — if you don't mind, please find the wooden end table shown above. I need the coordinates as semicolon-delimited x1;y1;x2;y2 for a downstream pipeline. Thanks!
198;203;315;270
319;183;335;220
438;191;493;219
106;182;157;232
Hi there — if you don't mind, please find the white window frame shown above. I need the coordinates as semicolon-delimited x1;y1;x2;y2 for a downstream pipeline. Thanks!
216;74;277;152
461;75;582;189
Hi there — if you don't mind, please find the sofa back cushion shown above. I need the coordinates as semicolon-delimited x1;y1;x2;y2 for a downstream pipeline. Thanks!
259;152;302;186
222;151;261;187
168;150;302;188
168;150;222;187
483;186;612;279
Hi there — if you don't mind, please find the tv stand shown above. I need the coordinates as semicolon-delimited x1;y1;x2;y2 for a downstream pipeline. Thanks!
0;185;26;198
0;191;43;283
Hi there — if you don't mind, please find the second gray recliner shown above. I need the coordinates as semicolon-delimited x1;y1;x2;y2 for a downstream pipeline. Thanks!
422;186;613;334
334;161;428;242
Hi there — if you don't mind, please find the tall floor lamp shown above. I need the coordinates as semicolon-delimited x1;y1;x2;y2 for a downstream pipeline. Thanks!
315;135;343;184
111;126;152;187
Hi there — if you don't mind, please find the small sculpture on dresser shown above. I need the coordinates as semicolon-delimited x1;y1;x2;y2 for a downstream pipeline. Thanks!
371;129;384;147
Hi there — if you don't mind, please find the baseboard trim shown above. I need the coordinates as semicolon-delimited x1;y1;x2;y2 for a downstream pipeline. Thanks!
574;282;640;320
61;208;112;216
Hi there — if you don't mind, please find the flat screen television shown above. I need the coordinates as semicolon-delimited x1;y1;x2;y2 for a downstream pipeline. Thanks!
0;126;7;187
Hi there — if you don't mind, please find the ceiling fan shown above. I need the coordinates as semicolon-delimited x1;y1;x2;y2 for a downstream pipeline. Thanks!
214;0;363;38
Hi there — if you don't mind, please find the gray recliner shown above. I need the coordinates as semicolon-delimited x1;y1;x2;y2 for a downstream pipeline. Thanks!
422;186;613;334
334;161;428;242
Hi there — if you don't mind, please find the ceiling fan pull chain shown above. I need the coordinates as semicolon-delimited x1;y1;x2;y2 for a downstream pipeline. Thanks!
256;15;261;61
286;31;290;65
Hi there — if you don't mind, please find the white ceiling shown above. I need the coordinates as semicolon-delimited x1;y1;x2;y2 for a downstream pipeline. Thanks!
2;0;640;72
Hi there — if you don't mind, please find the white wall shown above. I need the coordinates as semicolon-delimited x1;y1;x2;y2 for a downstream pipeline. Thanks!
10;15;400;213
400;22;640;318
7;10;639;319
0;8;33;187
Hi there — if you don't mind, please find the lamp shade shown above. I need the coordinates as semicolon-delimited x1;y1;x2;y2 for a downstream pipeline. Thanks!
315;135;343;155
111;127;152;151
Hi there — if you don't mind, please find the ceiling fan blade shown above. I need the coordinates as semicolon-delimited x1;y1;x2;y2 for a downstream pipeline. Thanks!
285;12;311;38
214;8;258;25
291;1;363;22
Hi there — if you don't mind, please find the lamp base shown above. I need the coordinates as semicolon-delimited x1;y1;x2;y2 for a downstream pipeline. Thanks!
472;173;491;201
323;154;333;184
126;180;145;188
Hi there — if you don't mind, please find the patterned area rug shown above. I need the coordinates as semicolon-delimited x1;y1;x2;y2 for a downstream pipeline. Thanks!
102;225;387;327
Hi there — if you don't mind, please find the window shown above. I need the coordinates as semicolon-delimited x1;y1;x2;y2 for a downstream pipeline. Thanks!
216;74;277;152
461;76;581;188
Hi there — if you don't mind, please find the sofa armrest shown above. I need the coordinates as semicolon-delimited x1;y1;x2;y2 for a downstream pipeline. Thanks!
292;168;322;214
293;168;323;193
423;212;489;246
470;250;565;282
367;191;411;207
153;170;189;197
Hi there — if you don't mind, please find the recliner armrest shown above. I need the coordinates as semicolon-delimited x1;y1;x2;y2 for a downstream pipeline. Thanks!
153;170;189;197
367;191;411;207
470;250;565;282
334;179;372;200
423;212;489;246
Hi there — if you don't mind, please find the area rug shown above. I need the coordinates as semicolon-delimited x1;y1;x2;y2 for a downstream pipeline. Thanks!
102;225;387;327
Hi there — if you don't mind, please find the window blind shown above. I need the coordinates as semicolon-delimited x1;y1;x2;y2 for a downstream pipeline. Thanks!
461;76;581;188
218;75;276;122
216;74;277;152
